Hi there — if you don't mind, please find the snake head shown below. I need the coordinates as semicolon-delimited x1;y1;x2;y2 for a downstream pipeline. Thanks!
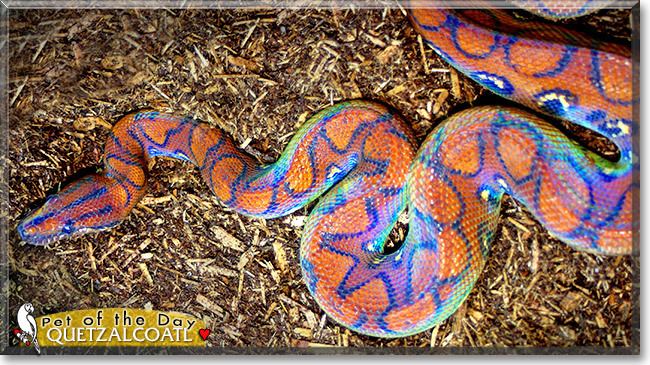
17;175;119;246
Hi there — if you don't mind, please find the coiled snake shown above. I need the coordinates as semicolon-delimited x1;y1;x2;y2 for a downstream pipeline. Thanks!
17;2;635;338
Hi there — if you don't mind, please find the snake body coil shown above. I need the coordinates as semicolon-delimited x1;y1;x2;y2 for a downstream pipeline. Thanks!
17;5;634;338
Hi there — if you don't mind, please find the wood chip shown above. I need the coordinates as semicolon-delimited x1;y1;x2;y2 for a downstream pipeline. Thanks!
272;240;288;272
450;68;461;99
101;55;125;70
210;226;245;252
196;294;224;317
138;263;154;286
73;116;101;132
227;55;261;73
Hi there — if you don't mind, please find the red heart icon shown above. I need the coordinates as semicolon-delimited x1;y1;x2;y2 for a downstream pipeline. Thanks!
198;328;211;341
12;329;21;336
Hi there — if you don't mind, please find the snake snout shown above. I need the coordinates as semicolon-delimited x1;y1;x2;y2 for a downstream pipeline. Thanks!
16;194;73;246
17;210;56;246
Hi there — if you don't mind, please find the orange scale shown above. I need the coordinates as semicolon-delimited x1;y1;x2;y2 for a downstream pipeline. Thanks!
236;188;275;215
209;157;245;202
603;185;633;227
110;132;143;158
384;292;436;333
108;183;134;210
497;127;537;181
341;277;390;317
410;8;447;32
436;226;470;281
273;188;291;207
538;174;586;234
410;248;439;295
313;275;349;319
284;147;314;194
324;112;361;151
439;130;482;176
143;122;180;146
361;134;388;161
41;217;61;233
596;228;633;255
369;136;413;185
455;22;498;57
435;282;455;303
106;158;145;185
190;129;220;167
309;246;355;290
358;173;383;190
411;174;461;225
507;40;565;77
311;250;363;322
344;109;372;130
325;197;371;235
598;53;633;103
596;176;632;212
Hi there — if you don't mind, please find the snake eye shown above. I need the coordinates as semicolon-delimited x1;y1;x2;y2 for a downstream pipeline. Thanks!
30;216;46;226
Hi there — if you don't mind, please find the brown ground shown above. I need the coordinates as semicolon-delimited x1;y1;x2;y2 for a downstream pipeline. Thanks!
7;6;637;352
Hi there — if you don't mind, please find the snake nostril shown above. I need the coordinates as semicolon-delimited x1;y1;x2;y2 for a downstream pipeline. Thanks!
16;222;32;241
16;224;25;240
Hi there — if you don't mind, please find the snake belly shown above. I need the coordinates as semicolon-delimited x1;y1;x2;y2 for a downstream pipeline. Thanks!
17;6;634;338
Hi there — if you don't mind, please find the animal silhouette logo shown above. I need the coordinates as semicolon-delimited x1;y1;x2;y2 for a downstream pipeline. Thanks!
13;303;40;354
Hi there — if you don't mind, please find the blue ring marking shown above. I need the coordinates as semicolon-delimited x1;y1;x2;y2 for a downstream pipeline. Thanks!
410;17;441;33
589;49;633;106
502;36;577;78
437;131;487;178
104;153;145;186
317;197;382;243
350;313;369;332
446;13;501;60
403;240;438;303
200;152;249;208
359;156;390;177
223;154;251;207
126;127;147;155
371;272;404;334
137;122;189;152
281;133;318;198
492;118;544;185
107;133;140;160
186;122;202;166
318;112;391;155
198;137;226;171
